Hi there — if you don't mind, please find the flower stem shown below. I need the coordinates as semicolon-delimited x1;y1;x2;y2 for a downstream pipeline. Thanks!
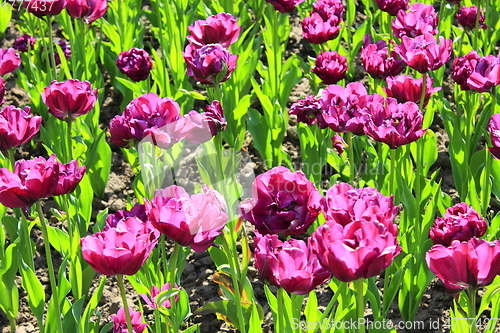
66;119;73;162
354;279;365;333
346;132;356;186
36;200;63;333
45;16;57;81
467;287;477;333
117;274;134;333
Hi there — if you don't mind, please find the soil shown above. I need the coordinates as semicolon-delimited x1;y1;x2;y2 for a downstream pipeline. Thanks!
0;5;493;333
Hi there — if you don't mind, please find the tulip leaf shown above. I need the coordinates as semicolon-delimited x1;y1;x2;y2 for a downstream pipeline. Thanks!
45;225;70;255
20;260;45;325
181;325;200;333
0;6;11;35
195;299;252;331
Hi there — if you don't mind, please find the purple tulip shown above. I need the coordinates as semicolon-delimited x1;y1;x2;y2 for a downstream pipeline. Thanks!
111;307;148;333
360;35;406;79
253;233;331;295
105;204;148;225
311;51;347;85
0;155;60;208
456;6;486;30
66;0;108;24
319;82;368;134
364;97;425;149
466;55;500;93
288;95;323;126
429;203;487;246
384;74;441;107
145;185;228;252
42;79;98;121
394;33;452;73
140;283;179;309
24;0;67;17
391;3;438;38
187;13;241;48
310;219;401;282
203;100;226;136
13;34;37;53
373;0;408;16
0;105;41;152
451;50;481;91
52;159;86;196
240;166;322;236
183;43;238;85
116;48;153;82
331;134;347;154
301;13;342;44
426;238;500;295
51;39;72;66
265;0;305;13
312;0;344;19
488;113;500;160
0;48;21;76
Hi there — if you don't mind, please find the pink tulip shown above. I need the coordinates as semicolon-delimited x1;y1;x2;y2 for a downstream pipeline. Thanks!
360;35;406;79
426;238;500;295
116;48;153;82
466;55;500;93
240;166;322;236
111;307;147;333
312;0;344;19
0;77;4;104
429;203;487;246
145;185;228;252
391;3;438;38
301;13;342;44
456;6;486;30
42;79;98;121
384;74;441;107
187;13;241;48
0;48;21;76
310;219;401;282
373;0;408;16
0;105;41;151
451;50;481;90
265;0;305;13
311;51;347;85
253;233;331;295
488;113;500;160
24;0;67;17
66;0;107;23
140;283;179;309
52;159;86;196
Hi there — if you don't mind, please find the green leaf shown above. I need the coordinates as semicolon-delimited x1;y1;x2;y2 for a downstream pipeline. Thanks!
0;6;12;35
20;261;45;324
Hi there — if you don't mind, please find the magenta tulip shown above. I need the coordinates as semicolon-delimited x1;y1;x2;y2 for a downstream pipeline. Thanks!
116;48;153;82
331;134;347;154
265;0;305;13
312;0;344;19
111;307;148;333
429;203;487;246
140;283;179;309
0;48;21;76
451;50;481;90
52;159;86;196
373;0;408;16
253;233;331;295
384;74;441;107
466;55;500;93
360;35;406;79
240;166;322;236
456;6;486;30
301;13;342;44
24;0;67;17
145;185;228;252
426;238;500;295
288;95;323;126
311;51;347;85
391;3;438;38
42;79;98;121
488;113;500;160
0;105;41;152
0;77;4;104
66;0;107;23
187;13;240;48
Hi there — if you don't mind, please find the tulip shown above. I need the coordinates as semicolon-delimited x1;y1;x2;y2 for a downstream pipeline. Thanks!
451;50;481;91
364;97;425;149
105;204;148;225
24;0;67;17
13;34;37;53
51;39;72;66
466;55;500;93
116;48;153;82
360;35;406;79
319;82;368;134
145;185;228;252
311;51;347;85
487;113;500;160
301;13;342;44
81;227;157;276
429;203;487;246
391;3;438;38
52;159;86;196
240;166;322;236
140;283;179;309
322;182;399;232
373;0;408;16
203;100;226;136
310;219;401;282
42;79;98;121
111;307;148;333
288;95;323;126
109;93;181;148
0;155;59;208
394;33;452;73
0;77;4;104
456;6;486;30
66;0;108;24
384;74;441;107
312;0;344;19
265;0;305;13
0;48;21;76
253;233;331;295
426;238;500;295
331;134;347;154
0;105;41;152
183;43;238;85
187;13;241;48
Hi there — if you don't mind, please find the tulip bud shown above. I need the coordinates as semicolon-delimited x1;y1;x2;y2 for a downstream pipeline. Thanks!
311;51;347;85
116;48;153;82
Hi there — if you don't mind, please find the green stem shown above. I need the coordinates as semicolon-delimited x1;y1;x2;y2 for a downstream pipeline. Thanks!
416;73;427;235
474;0;481;51
161;235;169;282
354;279;365;333
36;200;63;333
45;16;57;81
467;287;477;333
117;274;134;333
346;132;356;185
389;148;397;197
276;288;284;333
66;119;73;162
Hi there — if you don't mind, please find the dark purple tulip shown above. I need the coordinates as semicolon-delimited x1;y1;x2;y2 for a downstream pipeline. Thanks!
302;13;342;44
488;113;500;160
0;48;21;76
360;35;406;79
240;166;322;236
451;50;481;90
373;0;408;16
187;13;241;48
311;51;347;85
24;0;67;17
13;34;37;53
456;6;486;30
265;0;305;13
467;55;500;93
426;238;500;295
0;155;59;208
288;95;323;126
364;97;425;149
253;233;331;295
429;203;487;246
66;0;108;24
394;33;452;73
384;74;441;107
183;43;238;85
392;3;438;38
310;219;401;282
105;204;148;226
116;48;153;82
42;79;98;121
52;159;86;196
